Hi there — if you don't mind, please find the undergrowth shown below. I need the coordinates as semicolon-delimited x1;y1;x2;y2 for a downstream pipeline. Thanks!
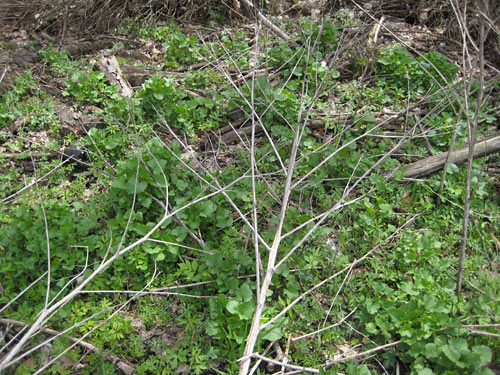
0;11;498;375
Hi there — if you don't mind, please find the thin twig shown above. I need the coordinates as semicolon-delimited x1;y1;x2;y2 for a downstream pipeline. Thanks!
247;353;320;374
293;307;357;341
239;0;296;45
0;318;134;374
456;2;486;295
325;340;401;366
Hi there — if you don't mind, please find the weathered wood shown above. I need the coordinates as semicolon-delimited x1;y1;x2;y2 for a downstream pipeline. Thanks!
97;56;133;97
11;40;114;67
200;118;326;145
199;108;425;146
0;152;50;159
239;0;296;46
403;135;500;178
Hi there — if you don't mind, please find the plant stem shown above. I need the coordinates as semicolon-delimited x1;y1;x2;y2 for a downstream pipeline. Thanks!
456;8;485;295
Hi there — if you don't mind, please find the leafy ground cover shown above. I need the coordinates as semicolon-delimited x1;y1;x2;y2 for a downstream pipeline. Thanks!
0;2;499;374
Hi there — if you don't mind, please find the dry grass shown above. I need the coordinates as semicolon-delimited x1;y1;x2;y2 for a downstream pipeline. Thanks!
0;0;237;36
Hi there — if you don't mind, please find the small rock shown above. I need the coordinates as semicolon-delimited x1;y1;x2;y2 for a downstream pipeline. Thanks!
62;147;84;163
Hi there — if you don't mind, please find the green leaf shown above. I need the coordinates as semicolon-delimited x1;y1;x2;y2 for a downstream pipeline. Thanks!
364;114;376;123
127;180;148;194
226;300;239;315
238;283;253;302
206;321;219;336
370;174;386;192
226;300;254;320
237;301;255;320
167;244;178;255
476;369;495;375
472;345;492;366
261;326;282;341
393;167;405;180
141;196;152;208
365;298;380;314
73;202;84;211
198;200;215;218
154;252;165;261
172;226;188;241
418;369;433;375
388;307;405;323
442;342;465;368
366;322;377;334
284;282;299;300
215;208;233;228
347;364;372;375
400;281;419;296
379;203;393;216
153;92;164;100
399;329;412;339
450;337;468;353
145;246;162;254
175;179;188;190
446;162;459;175
424;343;439;359
378;57;390;65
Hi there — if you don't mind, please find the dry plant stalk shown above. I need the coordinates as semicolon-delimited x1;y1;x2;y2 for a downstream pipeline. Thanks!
455;0;488;294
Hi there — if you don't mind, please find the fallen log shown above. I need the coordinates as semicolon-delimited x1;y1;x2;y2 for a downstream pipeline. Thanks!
199;108;426;147
199;118;325;146
403;135;500;178
12;40;114;67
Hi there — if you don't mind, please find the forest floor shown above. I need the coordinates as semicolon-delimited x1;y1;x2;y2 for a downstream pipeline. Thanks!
0;1;499;374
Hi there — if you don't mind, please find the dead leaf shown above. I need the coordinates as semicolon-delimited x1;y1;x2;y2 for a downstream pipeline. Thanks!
401;191;412;203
